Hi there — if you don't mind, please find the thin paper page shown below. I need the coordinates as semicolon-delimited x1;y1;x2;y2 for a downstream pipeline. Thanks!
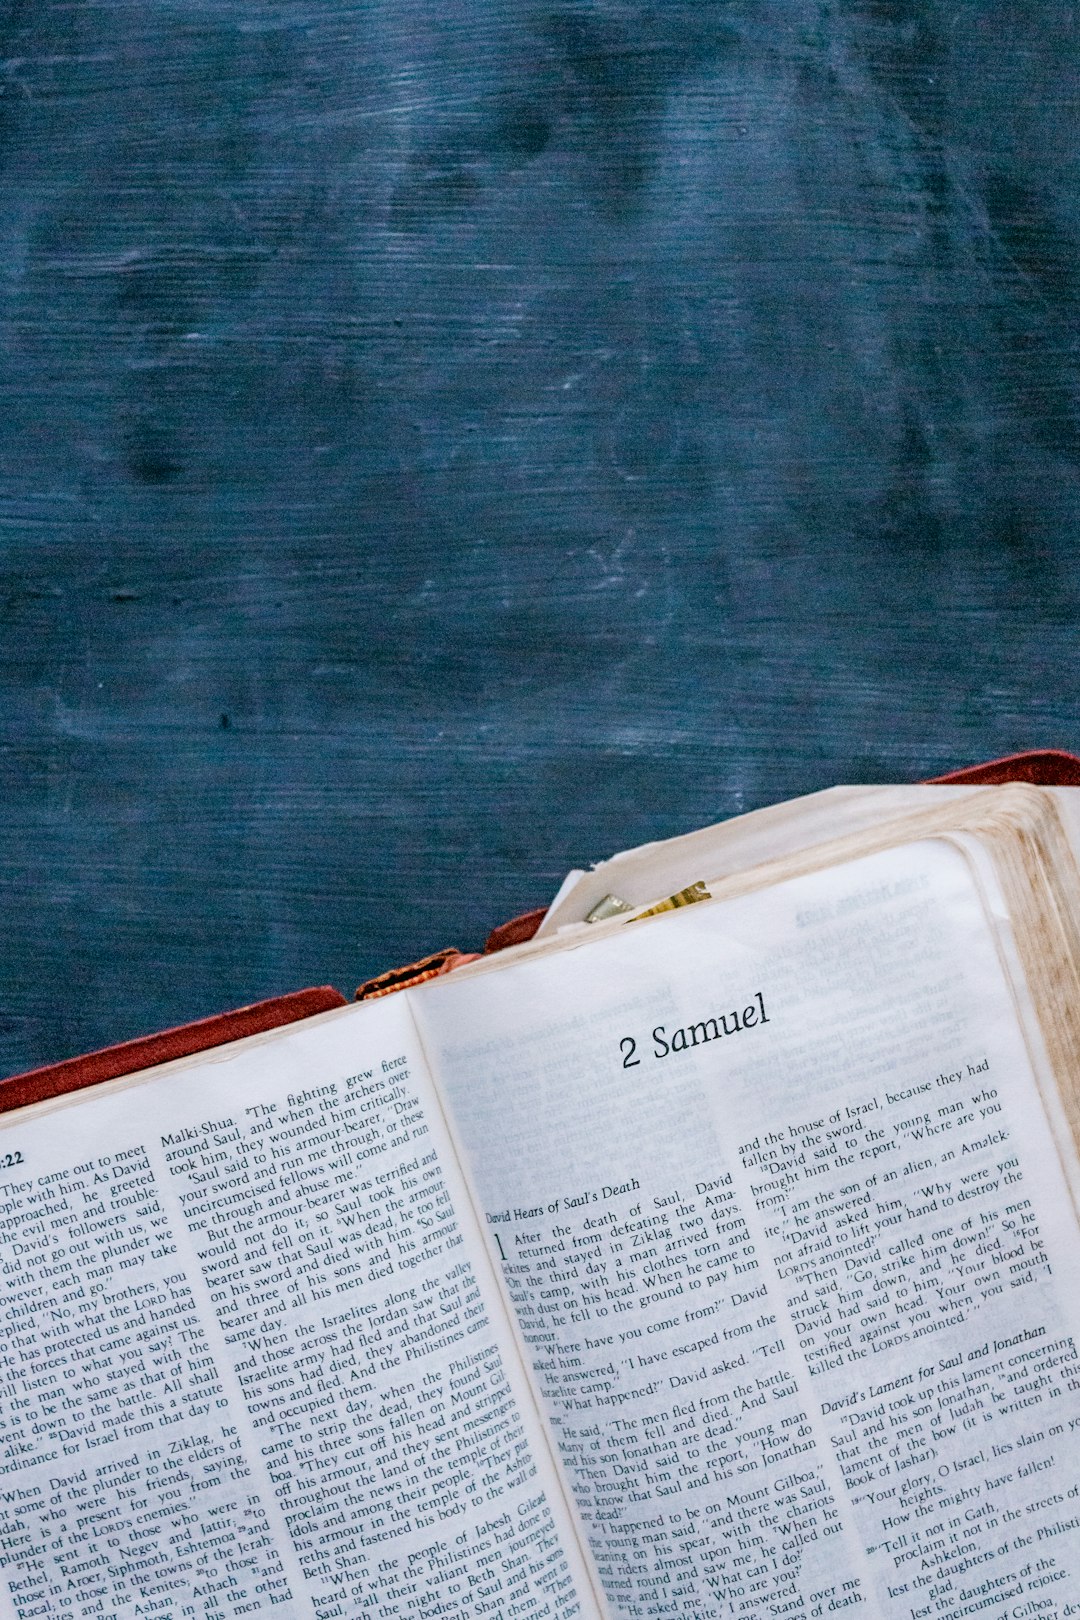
418;840;1080;1620
0;995;599;1620
535;786;978;934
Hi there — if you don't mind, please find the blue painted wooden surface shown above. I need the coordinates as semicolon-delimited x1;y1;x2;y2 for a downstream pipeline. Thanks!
1;0;1078;1072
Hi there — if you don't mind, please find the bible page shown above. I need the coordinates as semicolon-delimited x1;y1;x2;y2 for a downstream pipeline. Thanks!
417;839;1080;1620
0;994;601;1620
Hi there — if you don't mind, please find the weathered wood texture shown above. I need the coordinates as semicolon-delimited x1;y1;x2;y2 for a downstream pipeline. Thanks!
1;0;1078;1072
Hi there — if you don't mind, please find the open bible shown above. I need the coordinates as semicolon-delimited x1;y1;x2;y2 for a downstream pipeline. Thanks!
5;781;1080;1620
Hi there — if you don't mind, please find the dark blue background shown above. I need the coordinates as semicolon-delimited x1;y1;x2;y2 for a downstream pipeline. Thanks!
2;0;1078;1072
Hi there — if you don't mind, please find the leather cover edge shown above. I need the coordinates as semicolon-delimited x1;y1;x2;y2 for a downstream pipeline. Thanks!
0;986;349;1114
928;748;1080;786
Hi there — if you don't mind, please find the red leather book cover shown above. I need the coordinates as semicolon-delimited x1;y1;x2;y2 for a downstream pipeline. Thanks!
0;986;348;1115
929;748;1080;787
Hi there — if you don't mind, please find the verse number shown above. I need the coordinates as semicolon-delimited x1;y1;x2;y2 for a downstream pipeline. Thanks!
620;1037;641;1069
0;1150;24;1172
